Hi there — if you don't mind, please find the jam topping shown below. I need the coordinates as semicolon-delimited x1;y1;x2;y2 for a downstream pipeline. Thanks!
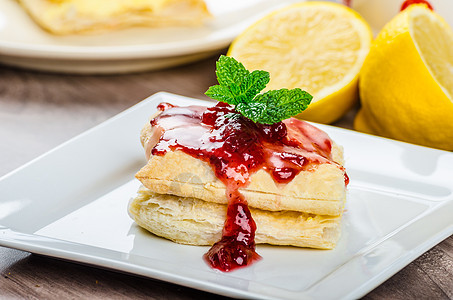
148;102;346;271
204;188;260;271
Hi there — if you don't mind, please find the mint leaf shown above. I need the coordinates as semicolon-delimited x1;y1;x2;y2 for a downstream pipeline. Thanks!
235;102;267;123
205;55;269;105
215;55;249;87
205;85;235;104
241;70;269;103
237;89;312;124
205;56;312;124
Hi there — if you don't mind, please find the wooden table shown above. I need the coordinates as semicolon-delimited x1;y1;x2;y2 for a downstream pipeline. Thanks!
0;56;452;299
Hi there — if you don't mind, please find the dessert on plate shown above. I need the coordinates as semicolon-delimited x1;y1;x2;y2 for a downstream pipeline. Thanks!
17;0;211;34
128;56;349;271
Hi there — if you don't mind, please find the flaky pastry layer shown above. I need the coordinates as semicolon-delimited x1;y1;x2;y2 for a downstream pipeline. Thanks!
17;0;211;34
129;187;342;249
136;150;346;216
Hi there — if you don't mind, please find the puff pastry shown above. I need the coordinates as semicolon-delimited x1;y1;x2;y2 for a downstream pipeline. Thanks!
137;120;347;216
136;150;346;216
129;187;341;249
17;0;211;34
131;103;348;253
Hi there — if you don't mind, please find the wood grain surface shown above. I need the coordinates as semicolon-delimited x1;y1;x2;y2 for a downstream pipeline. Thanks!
0;56;452;299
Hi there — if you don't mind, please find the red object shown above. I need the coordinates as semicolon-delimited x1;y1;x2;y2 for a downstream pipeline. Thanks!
400;0;434;11
204;193;260;272
156;102;176;111
342;0;352;7
150;102;347;271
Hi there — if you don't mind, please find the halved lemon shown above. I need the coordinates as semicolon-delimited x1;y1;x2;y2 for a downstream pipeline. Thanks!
355;4;453;150
227;1;372;124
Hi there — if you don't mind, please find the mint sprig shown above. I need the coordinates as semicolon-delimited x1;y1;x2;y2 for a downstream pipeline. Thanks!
205;55;312;124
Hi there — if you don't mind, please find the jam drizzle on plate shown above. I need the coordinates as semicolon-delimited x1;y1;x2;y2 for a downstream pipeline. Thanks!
149;102;346;272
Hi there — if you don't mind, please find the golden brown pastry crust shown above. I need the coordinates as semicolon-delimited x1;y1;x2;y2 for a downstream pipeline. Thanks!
136;150;346;216
129;187;341;249
17;0;211;34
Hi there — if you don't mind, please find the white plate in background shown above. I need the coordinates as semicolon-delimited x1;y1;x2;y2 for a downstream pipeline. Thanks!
0;92;452;299
0;0;300;74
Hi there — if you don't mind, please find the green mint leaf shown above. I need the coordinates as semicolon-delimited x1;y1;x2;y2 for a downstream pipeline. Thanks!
240;70;270;103
205;55;269;105
205;84;235;104
235;102;267;123
215;55;249;87
205;55;313;124
244;88;313;124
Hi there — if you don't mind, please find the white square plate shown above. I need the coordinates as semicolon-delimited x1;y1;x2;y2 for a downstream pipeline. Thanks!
1;92;452;299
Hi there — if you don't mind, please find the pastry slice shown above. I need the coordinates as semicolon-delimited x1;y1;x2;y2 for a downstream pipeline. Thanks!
129;187;342;249
130;57;349;271
129;100;349;270
17;0;211;34
132;101;348;251
136;109;348;216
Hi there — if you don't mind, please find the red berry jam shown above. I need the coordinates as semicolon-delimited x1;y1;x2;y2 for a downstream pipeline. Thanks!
400;0;433;11
149;102;347;272
204;188;260;271
156;102;176;111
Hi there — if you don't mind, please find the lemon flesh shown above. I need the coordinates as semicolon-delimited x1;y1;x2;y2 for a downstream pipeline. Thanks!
413;12;453;100
355;4;453;150
227;2;372;124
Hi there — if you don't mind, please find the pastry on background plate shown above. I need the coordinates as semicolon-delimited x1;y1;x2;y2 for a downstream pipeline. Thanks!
17;0;211;34
128;56;349;271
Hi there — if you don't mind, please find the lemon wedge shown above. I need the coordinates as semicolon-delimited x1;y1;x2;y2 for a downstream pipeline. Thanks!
227;2;372;124
355;4;453;150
